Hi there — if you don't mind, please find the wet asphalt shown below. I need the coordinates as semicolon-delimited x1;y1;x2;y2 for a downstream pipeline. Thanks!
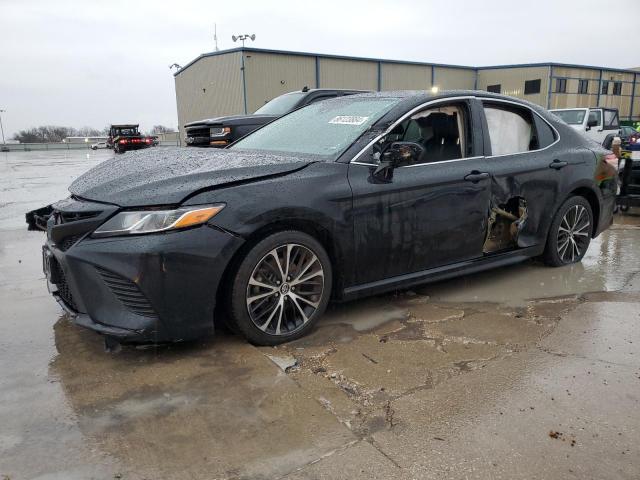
1;149;639;479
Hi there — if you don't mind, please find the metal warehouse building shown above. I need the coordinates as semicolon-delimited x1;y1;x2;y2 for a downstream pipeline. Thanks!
174;47;640;138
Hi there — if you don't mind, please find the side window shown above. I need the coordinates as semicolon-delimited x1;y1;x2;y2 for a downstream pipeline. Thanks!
578;79;589;94
555;78;567;93
601;81;609;95
483;104;539;156
588;110;602;127
604;110;619;129
487;84;501;94
533;115;557;149
613;82;622;96
524;79;541;95
372;103;470;165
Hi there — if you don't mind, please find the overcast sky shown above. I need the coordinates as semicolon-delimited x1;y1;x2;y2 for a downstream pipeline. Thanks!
1;0;638;137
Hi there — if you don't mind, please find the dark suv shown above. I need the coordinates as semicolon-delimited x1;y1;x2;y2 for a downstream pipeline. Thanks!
184;88;366;147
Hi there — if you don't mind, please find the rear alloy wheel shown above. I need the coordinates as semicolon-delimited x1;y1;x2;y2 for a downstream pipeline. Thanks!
228;231;332;345
543;196;593;267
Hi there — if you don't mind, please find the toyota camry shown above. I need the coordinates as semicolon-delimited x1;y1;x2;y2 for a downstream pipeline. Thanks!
27;91;618;346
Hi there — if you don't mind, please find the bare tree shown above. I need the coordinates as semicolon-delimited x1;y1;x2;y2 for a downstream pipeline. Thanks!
13;125;106;143
151;125;174;134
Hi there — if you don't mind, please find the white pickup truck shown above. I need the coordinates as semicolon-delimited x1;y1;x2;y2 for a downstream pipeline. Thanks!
550;107;621;145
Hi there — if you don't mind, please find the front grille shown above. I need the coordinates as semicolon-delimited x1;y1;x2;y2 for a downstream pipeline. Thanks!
187;127;209;138
59;211;100;223
53;262;78;311
96;267;158;318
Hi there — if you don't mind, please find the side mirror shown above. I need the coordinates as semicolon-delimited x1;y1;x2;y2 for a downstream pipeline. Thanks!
587;118;598;128
373;142;424;179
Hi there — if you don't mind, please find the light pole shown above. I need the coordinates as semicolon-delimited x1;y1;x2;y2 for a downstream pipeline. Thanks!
0;110;5;144
232;34;255;48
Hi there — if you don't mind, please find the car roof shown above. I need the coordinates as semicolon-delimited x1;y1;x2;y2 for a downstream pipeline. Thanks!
346;89;550;111
284;88;370;96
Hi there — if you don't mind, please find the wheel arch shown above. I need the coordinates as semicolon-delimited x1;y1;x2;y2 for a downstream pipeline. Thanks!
214;218;346;322
567;186;600;237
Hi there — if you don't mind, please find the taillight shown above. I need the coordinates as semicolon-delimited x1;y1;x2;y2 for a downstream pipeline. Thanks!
119;139;127;144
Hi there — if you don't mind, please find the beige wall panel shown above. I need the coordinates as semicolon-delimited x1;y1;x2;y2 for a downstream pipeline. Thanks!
244;52;317;113
174;52;243;140
552;67;600;80
549;93;595;109
380;63;431;90
318;58;378;90
434;67;476;90
477;66;549;106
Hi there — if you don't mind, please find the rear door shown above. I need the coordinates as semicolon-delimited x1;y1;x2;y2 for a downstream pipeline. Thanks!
479;99;584;249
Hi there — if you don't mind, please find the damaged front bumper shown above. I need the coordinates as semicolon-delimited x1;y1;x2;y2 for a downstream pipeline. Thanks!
29;198;245;343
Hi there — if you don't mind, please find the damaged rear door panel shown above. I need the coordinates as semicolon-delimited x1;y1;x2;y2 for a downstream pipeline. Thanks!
477;98;586;253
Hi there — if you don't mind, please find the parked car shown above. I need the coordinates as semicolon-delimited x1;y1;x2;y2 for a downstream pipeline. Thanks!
90;141;108;150
620;125;640;146
27;91;617;347
550;107;620;145
107;124;150;154
184;87;367;148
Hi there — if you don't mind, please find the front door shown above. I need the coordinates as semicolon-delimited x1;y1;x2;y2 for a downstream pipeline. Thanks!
348;99;491;285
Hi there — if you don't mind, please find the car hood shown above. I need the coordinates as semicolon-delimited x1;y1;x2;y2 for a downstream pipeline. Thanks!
185;114;278;128
69;148;314;207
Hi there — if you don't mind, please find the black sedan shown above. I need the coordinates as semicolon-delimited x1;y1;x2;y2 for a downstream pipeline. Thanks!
29;91;618;346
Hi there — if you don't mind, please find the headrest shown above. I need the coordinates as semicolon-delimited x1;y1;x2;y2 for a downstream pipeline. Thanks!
416;112;457;139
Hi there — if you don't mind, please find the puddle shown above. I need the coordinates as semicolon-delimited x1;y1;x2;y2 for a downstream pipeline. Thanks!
417;228;639;306
320;295;409;332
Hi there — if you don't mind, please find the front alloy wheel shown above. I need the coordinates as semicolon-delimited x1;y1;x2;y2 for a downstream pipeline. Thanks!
247;244;324;335
228;231;332;345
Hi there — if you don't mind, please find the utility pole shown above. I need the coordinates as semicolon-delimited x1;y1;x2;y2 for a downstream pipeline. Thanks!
214;23;219;51
0;110;6;144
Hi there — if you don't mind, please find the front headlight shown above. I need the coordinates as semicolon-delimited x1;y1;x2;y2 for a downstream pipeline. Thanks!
210;126;231;137
93;204;225;238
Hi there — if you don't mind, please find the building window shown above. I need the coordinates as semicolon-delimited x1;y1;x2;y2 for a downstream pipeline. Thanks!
555;78;567;93
613;82;622;96
487;84;501;94
524;79;541;95
578;79;589;94
601;81;609;95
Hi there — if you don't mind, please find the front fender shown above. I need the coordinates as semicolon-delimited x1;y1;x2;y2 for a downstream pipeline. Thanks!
183;162;357;288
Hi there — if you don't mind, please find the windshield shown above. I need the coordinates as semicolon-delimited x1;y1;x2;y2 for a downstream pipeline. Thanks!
552;109;586;125
232;97;400;160
254;92;307;115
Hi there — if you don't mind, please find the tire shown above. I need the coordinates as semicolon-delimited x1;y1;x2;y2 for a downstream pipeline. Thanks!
227;230;332;346
542;196;593;267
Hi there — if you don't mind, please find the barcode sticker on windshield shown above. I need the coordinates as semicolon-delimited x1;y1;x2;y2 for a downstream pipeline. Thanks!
329;116;369;125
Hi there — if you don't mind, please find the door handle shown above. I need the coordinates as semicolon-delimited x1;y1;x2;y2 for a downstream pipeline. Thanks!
549;159;568;170
464;171;490;183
